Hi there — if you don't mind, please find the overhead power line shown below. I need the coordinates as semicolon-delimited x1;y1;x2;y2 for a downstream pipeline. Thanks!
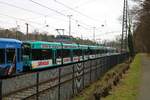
0;1;45;16
29;0;94;28
74;0;95;8
0;13;58;30
29;0;66;17
0;0;100;35
0;13;42;25
54;0;100;22
0;1;68;23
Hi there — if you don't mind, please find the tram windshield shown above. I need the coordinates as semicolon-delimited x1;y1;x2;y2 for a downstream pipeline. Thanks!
0;49;5;64
22;44;30;61
6;49;15;63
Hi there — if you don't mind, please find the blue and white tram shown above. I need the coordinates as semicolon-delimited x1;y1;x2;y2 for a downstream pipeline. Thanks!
0;38;23;75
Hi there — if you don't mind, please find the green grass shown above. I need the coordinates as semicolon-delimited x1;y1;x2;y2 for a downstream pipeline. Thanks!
102;54;141;100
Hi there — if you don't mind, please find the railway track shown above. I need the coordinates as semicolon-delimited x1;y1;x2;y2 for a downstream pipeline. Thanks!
3;81;52;100
3;64;96;100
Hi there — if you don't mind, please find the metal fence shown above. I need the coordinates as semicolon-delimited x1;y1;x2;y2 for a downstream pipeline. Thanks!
0;53;129;100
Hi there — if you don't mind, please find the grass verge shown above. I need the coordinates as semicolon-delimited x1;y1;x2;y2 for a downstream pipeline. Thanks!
72;54;141;100
102;54;141;100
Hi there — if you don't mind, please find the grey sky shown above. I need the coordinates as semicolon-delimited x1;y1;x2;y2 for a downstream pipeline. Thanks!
0;0;126;41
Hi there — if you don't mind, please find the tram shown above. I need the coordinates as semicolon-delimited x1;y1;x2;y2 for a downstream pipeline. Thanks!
0;38;118;75
22;41;111;70
0;38;23;75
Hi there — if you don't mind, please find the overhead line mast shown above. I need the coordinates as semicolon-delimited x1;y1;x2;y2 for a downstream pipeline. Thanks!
121;0;129;52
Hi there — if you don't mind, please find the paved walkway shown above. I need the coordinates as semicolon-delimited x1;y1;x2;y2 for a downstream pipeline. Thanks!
139;54;150;100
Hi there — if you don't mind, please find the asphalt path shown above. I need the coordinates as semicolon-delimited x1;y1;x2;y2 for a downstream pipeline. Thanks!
139;54;150;100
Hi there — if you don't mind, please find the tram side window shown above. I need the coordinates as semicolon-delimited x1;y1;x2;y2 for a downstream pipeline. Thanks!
0;49;5;64
17;49;21;62
32;49;52;60
62;49;70;58
73;49;82;56
89;49;95;55
56;49;61;58
6;49;16;63
96;50;99;54
105;49;108;53
98;49;103;54
83;49;89;55
101;49;105;54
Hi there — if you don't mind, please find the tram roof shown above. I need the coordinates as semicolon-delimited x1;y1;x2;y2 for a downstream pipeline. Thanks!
79;45;88;49
0;38;22;48
23;41;80;49
88;45;106;49
23;41;62;49
24;41;61;45
0;38;22;43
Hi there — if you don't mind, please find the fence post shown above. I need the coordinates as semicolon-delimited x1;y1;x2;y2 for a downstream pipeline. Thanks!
36;72;39;100
100;58;102;77
0;80;2;100
90;60;92;83
58;67;61;100
101;57;105;75
95;60;97;80
72;65;75;95
96;59;98;80
105;56;107;72
82;62;85;89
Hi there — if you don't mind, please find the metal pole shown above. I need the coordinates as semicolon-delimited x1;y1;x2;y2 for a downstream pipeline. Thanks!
72;65;75;95
0;80;2;100
68;15;72;36
58;67;61;100
121;0;128;52
26;23;29;40
90;60;92;83
36;72;39;100
93;27;96;42
82;62;85;89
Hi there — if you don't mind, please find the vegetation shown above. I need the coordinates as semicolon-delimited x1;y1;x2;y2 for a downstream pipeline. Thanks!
72;60;131;100
131;0;150;53
0;28;97;45
103;54;141;100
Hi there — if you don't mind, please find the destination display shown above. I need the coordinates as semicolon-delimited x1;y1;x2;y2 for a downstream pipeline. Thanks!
73;57;79;62
63;58;71;64
39;44;62;49
56;58;62;64
32;59;53;68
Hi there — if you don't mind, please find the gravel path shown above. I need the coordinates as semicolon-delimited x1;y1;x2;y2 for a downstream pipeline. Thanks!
139;54;150;100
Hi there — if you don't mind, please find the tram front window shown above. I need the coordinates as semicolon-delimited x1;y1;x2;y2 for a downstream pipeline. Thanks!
0;49;5;64
6;49;15;63
22;44;30;61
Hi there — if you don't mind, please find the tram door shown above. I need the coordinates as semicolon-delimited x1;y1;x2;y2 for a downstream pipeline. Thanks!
0;49;6;75
6;48;17;75
0;48;17;75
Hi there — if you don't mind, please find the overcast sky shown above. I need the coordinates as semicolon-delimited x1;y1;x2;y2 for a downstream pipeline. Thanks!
0;0;130;41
